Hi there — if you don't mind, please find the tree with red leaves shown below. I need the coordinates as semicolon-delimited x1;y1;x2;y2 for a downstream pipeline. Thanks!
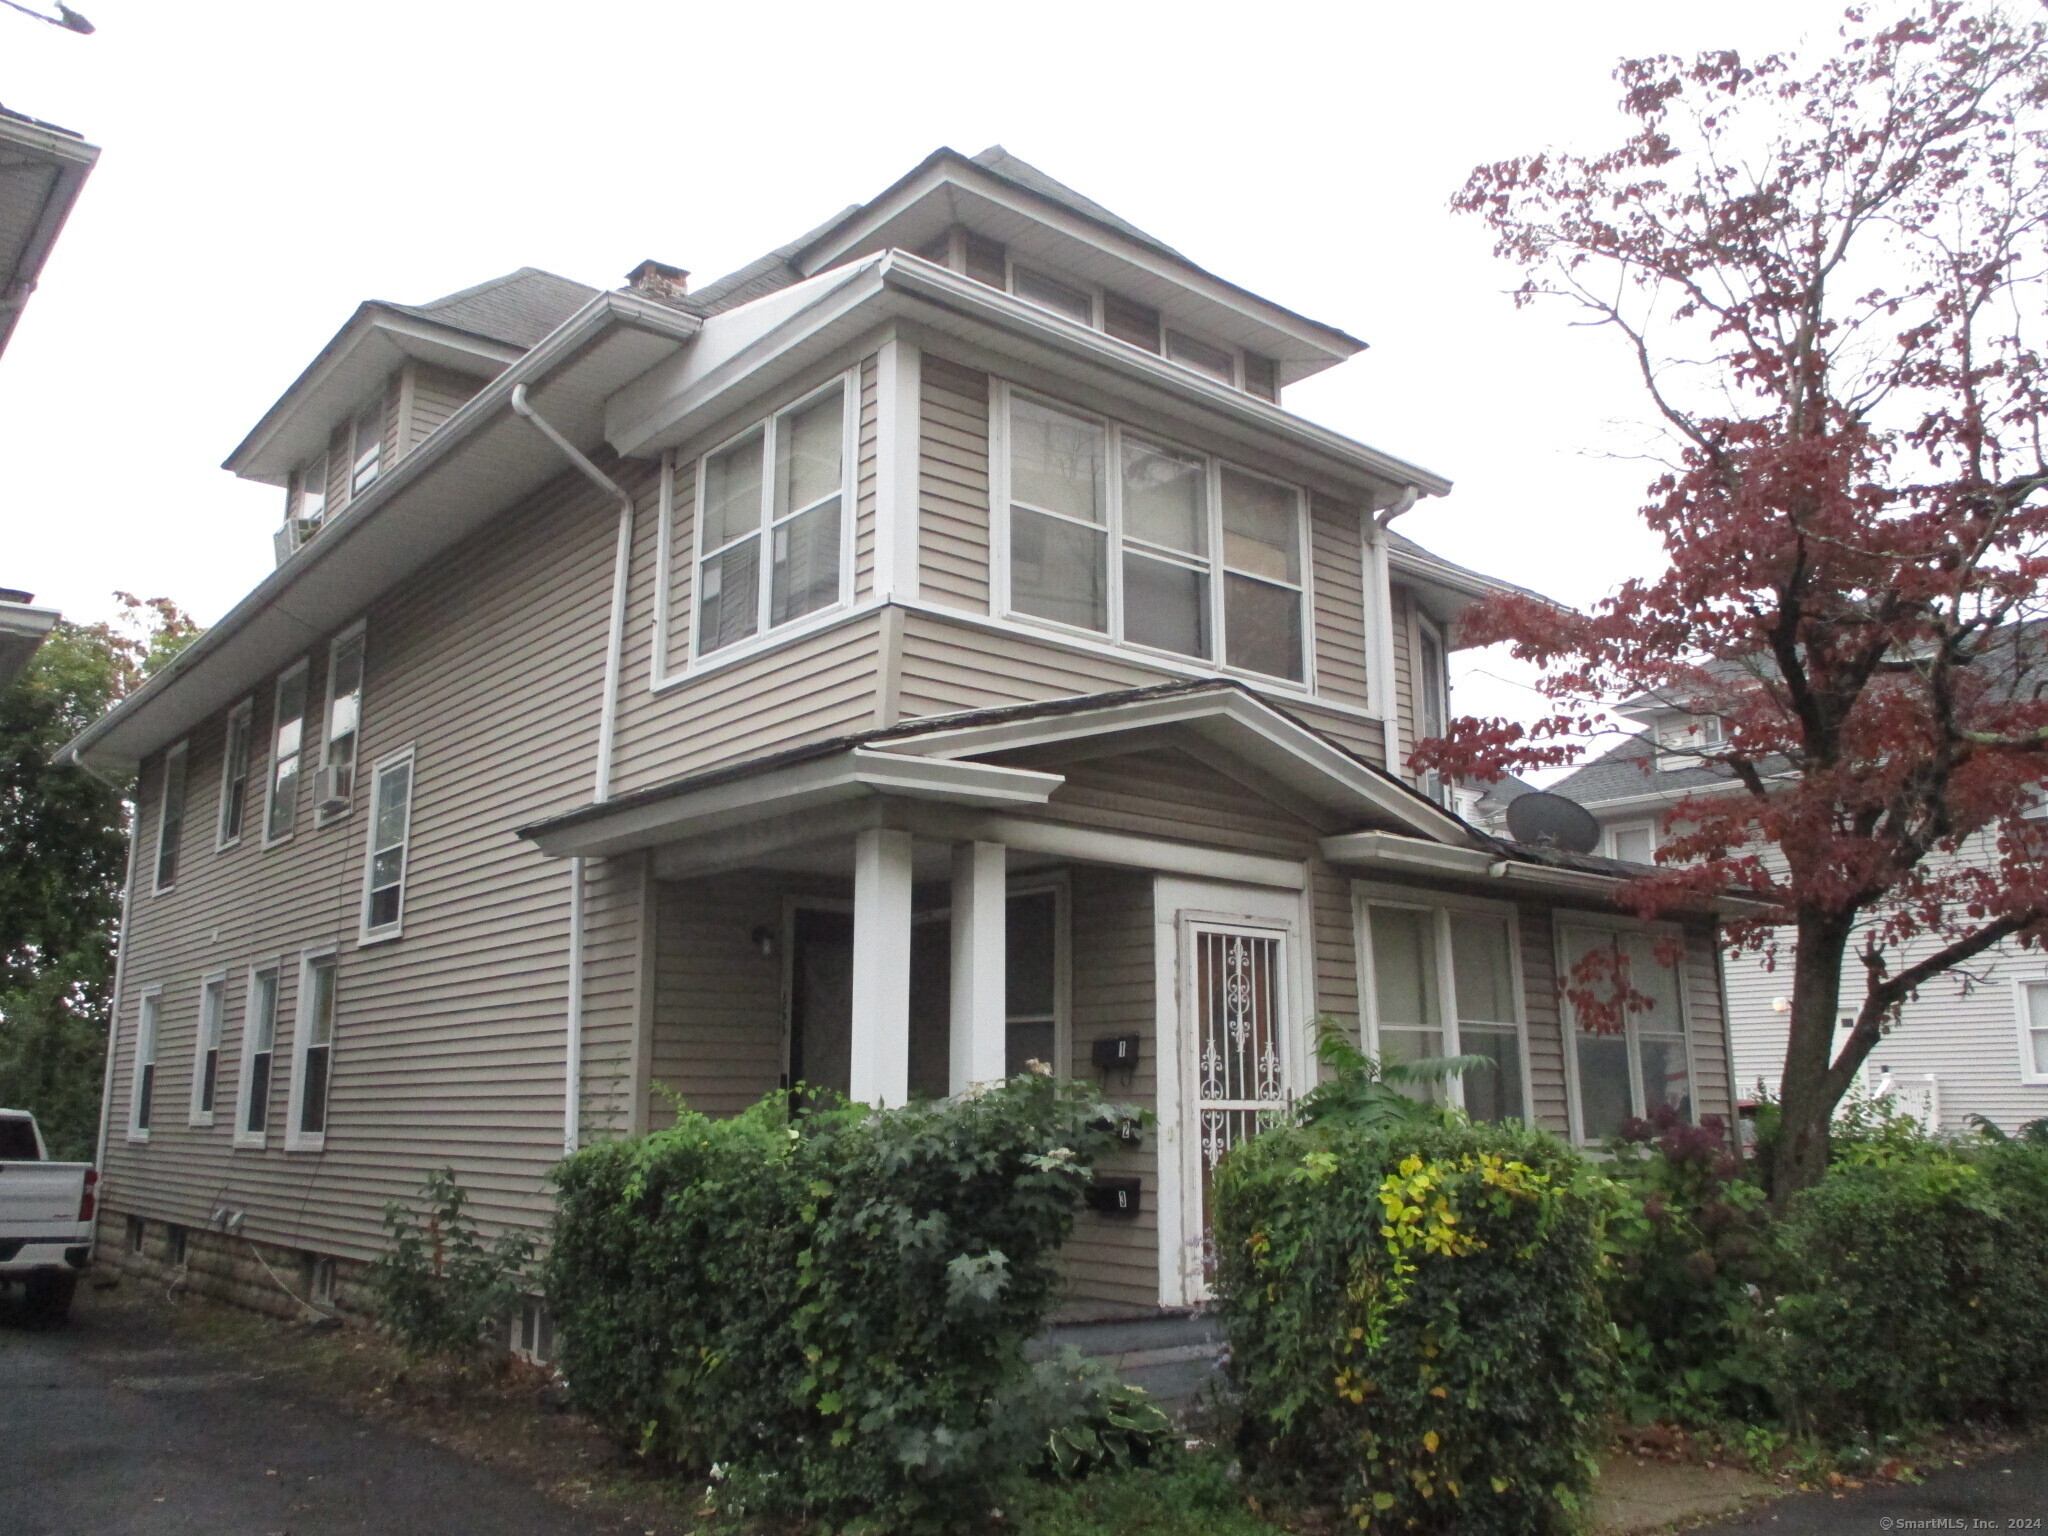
1423;4;2048;1203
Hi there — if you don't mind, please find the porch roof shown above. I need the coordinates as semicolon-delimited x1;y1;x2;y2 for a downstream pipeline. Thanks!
518;679;1473;860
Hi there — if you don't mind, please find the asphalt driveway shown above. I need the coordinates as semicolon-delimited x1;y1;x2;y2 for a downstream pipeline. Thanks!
1694;1441;2048;1534
0;1289;626;1536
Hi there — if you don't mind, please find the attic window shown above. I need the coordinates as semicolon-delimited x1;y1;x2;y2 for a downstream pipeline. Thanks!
1013;265;1093;325
1165;329;1235;385
1103;292;1162;353
1657;714;1724;753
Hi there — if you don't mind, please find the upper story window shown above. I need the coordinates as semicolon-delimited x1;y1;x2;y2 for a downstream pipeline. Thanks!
915;228;1280;402
217;698;253;847
1605;821;1658;865
320;626;365;815
1000;385;1305;683
1656;713;1724;755
694;374;854;658
349;405;383;497
264;660;309;845
290;454;327;532
1413;615;1451;807
153;741;189;892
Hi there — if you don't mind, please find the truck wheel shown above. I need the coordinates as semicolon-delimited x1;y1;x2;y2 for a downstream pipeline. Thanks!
25;1273;77;1325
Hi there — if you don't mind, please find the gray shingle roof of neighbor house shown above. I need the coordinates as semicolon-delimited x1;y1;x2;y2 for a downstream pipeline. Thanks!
378;266;599;349
1548;733;1734;807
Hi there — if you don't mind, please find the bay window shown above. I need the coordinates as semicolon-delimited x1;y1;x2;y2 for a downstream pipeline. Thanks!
1358;892;1526;1122
1559;922;1691;1143
1002;387;1306;682
695;374;853;657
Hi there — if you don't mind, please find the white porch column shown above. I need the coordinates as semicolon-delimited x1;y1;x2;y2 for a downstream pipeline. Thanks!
849;827;914;1107
949;841;1008;1094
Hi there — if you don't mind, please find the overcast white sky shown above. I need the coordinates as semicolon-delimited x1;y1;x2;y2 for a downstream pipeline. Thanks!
2;0;1865;765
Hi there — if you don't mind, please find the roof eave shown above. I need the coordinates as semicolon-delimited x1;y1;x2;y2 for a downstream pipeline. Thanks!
0;113;99;361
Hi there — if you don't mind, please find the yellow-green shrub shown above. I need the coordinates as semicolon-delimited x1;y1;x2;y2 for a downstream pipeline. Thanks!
1212;1121;1609;1535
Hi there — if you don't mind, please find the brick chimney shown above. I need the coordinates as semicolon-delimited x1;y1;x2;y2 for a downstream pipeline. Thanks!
625;259;691;306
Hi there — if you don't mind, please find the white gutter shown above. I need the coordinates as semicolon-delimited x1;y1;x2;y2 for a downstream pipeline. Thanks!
507;382;641;1159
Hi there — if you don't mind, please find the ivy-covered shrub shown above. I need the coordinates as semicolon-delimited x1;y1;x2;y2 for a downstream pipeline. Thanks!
369;1167;537;1362
1774;1136;2048;1437
1601;1106;1773;1425
1212;1119;1609;1536
544;1075;1148;1530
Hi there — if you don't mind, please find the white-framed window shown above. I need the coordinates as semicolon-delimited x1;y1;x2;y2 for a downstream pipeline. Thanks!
1356;888;1529;1123
152;741;189;892
319;624;366;817
263;660;310;845
1605;821;1659;865
189;971;226;1126
235;962;281;1149
995;384;1308;683
127;986;162;1141
1004;881;1069;1077
286;950;338;1151
360;746;415;941
290;453;328;531
217;698;254;847
1558;919;1693;1144
349;403;384;498
2017;978;2048;1085
692;373;855;660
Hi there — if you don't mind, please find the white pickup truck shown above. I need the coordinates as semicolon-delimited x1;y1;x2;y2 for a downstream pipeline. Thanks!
0;1108;96;1322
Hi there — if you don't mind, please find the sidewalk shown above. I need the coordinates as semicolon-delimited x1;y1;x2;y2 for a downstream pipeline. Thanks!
1593;1455;1776;1534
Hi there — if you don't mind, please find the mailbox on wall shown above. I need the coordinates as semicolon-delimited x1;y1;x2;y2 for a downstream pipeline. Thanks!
1084;1176;1142;1217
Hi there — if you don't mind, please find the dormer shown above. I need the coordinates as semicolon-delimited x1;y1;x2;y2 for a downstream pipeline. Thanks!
224;268;600;564
786;147;1364;405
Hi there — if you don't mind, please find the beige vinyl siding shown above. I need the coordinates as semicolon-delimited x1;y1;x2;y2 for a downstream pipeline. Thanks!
853;355;880;599
1062;867;1157;1313
648;872;792;1122
1273;696;1387;768
1683;918;1734;1125
918;354;992;612
102;464;643;1265
1388;583;1417;780
402;362;486;455
1519;902;1571;1133
897;608;1177;721
1309;493;1370;710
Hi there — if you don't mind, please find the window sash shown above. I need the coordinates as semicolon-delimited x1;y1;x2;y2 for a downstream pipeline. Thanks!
693;377;852;658
294;958;337;1141
265;663;309;843
362;751;414;938
351;407;383;496
1002;387;1306;682
323;630;366;804
154;742;188;891
131;992;160;1134
218;701;253;845
292;454;328;528
192;976;225;1122
1361;899;1525;1121
2025;982;2048;1078
240;968;280;1142
1560;924;1692;1143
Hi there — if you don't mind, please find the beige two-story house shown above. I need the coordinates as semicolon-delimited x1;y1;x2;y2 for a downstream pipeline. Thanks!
65;148;1740;1324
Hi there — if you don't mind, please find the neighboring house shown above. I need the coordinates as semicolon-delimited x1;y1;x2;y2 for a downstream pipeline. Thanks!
64;147;1743;1325
0;587;59;689
0;102;97;361
1541;698;2048;1133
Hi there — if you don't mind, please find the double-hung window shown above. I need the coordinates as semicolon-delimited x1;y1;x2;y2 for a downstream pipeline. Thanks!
1559;922;1692;1143
291;454;328;530
288;953;337;1149
1002;387;1306;682
128;988;161;1140
237;964;280;1147
1606;822;1658;865
217;699;253;846
694;375;853;658
361;747;415;940
264;661;309;844
1413;616;1450;806
1359;893;1526;1122
190;972;226;1125
153;742;189;891
2020;980;2048;1084
321;626;366;813
1004;886;1065;1075
350;406;383;497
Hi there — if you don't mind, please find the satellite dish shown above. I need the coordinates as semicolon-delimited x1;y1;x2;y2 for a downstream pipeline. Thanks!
1505;792;1602;855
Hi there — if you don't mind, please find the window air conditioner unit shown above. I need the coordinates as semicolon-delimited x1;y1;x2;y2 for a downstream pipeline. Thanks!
272;517;323;567
314;764;351;816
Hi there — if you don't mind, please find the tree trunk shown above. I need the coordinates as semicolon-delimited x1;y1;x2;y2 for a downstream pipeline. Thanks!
1763;913;1855;1209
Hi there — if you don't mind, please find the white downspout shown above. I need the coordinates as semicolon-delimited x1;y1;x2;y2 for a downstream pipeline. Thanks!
1366;486;1421;765
508;383;635;1156
93;787;142;1181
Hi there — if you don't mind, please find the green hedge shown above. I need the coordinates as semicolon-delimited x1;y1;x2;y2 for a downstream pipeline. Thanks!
1774;1138;2048;1437
1212;1120;1609;1536
543;1075;1135;1529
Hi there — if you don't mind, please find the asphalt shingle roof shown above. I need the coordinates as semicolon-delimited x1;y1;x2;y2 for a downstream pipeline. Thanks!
1548;735;1734;807
382;267;599;349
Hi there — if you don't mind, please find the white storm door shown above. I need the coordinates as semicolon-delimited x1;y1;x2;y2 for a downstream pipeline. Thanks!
1155;876;1308;1306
